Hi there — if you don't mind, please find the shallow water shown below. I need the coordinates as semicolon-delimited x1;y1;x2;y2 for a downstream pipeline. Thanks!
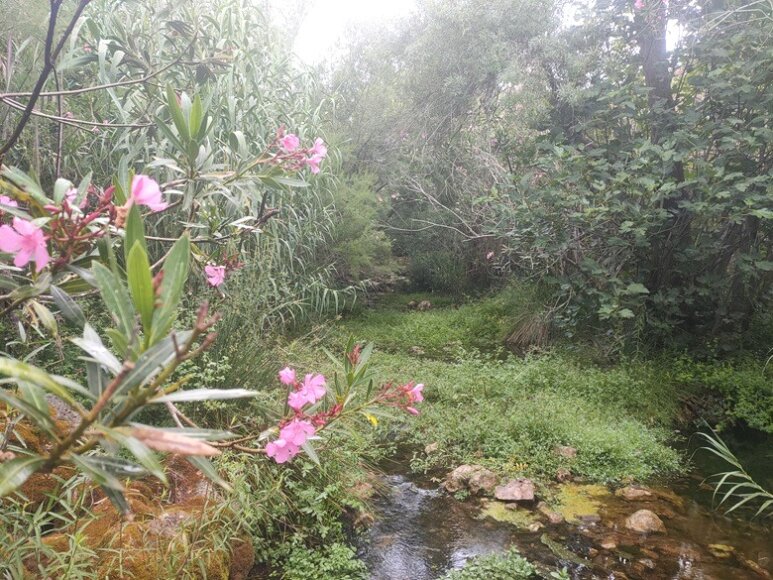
359;436;773;579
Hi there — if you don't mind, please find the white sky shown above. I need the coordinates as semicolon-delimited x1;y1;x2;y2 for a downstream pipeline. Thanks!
292;1;683;65
293;0;416;64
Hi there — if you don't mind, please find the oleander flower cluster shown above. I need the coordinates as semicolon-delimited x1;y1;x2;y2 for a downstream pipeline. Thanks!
265;367;335;463
0;174;168;274
265;363;425;464
271;127;328;174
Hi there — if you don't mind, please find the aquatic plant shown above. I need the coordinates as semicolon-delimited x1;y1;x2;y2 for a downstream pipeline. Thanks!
698;430;773;519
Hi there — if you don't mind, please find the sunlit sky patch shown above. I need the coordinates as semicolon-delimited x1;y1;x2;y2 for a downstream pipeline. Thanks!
293;0;416;64
292;0;683;65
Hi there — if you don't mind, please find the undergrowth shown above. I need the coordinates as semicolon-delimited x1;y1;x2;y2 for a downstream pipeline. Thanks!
282;285;771;485
440;549;536;579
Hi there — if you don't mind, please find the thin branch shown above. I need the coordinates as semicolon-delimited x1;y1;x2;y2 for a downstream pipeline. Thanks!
0;0;92;158
0;96;151;129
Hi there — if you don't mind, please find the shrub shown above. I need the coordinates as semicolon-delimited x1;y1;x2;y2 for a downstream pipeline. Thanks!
440;549;536;580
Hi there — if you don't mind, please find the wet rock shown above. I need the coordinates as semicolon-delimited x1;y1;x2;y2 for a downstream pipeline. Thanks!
639;558;656;570
615;486;653;501
554;483;609;524
528;522;545;532
537;502;565;525
587;547;599;558
443;465;496;495
555;467;573;483
624;509;666;534
600;537;618;551
417;300;432;311
469;468;498;495
708;544;735;559
494;478;535;502
444;465;478;493
652;539;702;562
740;556;772;578
554;445;577;459
480;500;539;528
424;442;439;454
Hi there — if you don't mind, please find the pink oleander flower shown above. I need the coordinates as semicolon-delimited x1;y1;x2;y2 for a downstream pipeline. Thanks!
279;367;296;385
279;133;301;152
129;175;168;212
310;138;327;158
287;390;307;411
0;217;50;272
302;373;327;402
305;154;324;174
265;438;300;463
204;264;226;287
0;195;18;208
287;373;327;411
634;0;644;9
279;419;315;446
486;251;495;260
409;383;424;403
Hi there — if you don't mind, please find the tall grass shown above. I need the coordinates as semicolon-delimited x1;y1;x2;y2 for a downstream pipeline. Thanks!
698;430;773;519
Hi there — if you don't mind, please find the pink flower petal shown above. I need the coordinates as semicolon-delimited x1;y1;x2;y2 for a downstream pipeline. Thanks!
279;367;296;385
204;264;226;287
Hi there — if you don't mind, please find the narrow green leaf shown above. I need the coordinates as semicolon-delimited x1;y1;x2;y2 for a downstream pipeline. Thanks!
189;94;203;139
150;233;190;344
126;242;154;337
99;483;131;515
0;390;56;434
117;331;193;396
50;286;86;327
0;358;91;405
186;456;231;492
301;441;320;466
92;263;135;337
17;380;49;417
30;301;58;337
70;455;125;491
105;429;167;485
72;324;122;375
124;204;147;263
166;85;190;142
0;456;46;497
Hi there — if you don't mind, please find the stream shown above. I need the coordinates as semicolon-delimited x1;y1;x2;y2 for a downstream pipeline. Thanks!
359;432;772;579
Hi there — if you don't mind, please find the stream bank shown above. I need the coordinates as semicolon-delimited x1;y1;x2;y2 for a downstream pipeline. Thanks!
359;437;772;579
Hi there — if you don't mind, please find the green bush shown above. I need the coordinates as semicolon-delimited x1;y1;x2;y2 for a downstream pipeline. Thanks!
440;549;535;580
669;356;773;433
281;543;368;580
328;174;397;283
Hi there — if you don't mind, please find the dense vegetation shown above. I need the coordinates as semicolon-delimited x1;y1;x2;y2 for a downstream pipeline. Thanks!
0;0;770;578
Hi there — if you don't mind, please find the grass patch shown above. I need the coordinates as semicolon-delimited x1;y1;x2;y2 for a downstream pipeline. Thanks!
339;284;546;359
283;288;688;485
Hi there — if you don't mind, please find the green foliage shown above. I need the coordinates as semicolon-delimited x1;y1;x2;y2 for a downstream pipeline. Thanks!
332;0;773;352
669;356;773;433
327;174;397;284
698;429;773;519
440;549;536;580
339;284;545;359
281;542;368;580
294;295;685;483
